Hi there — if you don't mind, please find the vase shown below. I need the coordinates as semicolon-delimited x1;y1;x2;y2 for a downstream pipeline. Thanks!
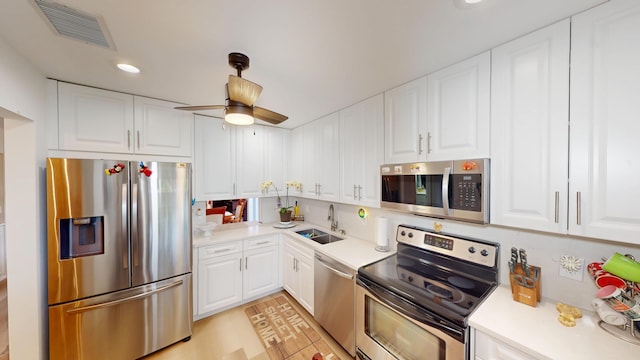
279;210;292;223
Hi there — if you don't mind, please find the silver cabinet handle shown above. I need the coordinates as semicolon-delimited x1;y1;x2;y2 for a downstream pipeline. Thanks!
137;130;141;150
127;130;131;149
554;191;560;224
245;257;248;270
239;258;243;272
233;183;236;196
358;185;362;200
66;280;183;314
211;248;233;254
427;132;432;154
576;192;582;225
353;185;357;200
442;167;451;215
418;134;424;155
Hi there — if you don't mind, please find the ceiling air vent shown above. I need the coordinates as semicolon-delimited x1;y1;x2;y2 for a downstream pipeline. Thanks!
34;0;115;50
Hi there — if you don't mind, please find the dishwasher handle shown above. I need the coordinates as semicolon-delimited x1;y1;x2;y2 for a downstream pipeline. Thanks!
315;255;353;280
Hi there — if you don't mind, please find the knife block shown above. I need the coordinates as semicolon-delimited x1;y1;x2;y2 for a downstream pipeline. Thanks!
509;264;541;307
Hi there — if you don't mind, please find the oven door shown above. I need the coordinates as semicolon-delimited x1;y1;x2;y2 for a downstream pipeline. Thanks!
356;280;466;360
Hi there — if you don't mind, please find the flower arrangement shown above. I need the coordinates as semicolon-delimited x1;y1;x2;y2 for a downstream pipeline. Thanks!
261;180;302;214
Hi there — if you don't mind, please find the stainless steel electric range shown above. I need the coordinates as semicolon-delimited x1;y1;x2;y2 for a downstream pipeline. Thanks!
356;224;499;360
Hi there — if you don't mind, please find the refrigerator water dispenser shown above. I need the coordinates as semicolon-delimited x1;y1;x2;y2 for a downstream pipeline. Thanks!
59;216;104;259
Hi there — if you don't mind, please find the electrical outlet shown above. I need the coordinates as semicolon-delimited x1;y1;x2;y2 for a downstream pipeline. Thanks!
558;255;585;281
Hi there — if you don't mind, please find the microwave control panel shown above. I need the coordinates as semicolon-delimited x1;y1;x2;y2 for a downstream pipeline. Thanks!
451;174;482;211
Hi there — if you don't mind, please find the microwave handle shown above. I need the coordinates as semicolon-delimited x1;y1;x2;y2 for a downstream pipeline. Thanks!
442;167;451;215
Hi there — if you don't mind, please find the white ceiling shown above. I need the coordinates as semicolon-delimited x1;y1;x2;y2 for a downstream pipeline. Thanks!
0;0;606;129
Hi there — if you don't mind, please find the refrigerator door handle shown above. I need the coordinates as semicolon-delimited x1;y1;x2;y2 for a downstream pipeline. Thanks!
122;182;129;270
131;178;139;267
66;279;184;315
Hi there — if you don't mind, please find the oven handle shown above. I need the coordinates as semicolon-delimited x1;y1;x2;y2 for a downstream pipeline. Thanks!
357;277;464;342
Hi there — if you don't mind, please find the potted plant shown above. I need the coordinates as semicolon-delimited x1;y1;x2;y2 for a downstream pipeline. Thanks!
261;180;302;222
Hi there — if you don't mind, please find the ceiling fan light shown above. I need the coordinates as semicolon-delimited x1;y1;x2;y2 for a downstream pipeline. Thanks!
225;105;254;125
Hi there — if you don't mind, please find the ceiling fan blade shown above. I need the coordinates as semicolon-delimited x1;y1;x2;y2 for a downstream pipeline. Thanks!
253;106;288;124
228;75;263;105
174;104;226;111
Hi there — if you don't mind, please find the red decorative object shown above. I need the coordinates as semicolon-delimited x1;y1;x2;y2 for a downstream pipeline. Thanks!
138;162;152;177
104;163;126;176
461;161;477;171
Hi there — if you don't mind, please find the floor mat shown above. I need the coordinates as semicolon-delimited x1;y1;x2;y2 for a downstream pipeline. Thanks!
244;295;341;360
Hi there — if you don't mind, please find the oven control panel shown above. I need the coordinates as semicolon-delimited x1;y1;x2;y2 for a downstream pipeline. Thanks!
396;225;498;267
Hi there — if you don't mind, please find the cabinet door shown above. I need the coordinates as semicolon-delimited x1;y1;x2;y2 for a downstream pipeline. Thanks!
490;20;570;234
58;82;134;153
296;249;314;315
340;94;384;206
197;252;243;315
236;125;264;197
569;0;640;244
264;126;290;195
243;245;280;299
301;122;318;198
427;52;490;160
316;112;340;201
133;96;193;156
194;115;236;200
282;241;300;298
384;77;427;163
474;330;537;360
288;127;305;196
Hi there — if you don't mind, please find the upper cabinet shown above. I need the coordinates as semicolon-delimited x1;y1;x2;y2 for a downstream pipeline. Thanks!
568;0;640;244
300;113;340;201
490;20;570;234
236;125;265;198
56;82;193;157
263;126;290;197
194;115;236;200
384;77;427;164
340;94;384;207
426;51;490;161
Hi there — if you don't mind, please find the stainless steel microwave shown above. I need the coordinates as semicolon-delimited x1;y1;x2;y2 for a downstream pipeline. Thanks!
380;159;489;224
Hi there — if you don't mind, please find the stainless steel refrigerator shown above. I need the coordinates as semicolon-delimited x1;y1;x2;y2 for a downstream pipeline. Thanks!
46;158;192;360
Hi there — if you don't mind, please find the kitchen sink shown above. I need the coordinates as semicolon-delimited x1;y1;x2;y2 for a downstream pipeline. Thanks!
295;228;344;245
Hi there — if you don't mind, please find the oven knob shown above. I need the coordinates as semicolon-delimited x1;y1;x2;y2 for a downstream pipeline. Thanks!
408;232;414;238
401;230;406;236
481;249;489;257
407;276;414;283
468;246;476;254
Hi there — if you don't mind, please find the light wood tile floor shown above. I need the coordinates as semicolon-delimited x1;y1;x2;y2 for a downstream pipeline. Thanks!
143;291;353;360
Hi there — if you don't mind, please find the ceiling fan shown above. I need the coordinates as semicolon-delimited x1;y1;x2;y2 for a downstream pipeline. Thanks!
175;52;288;125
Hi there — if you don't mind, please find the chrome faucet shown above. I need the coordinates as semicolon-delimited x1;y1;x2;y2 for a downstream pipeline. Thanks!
328;204;338;232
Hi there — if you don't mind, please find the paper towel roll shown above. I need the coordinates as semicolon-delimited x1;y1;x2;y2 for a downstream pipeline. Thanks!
592;298;628;326
376;217;390;252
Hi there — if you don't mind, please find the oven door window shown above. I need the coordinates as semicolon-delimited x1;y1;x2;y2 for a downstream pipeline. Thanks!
382;175;444;207
364;295;445;360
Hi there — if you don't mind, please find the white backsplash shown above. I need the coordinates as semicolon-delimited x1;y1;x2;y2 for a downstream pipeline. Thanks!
296;197;640;311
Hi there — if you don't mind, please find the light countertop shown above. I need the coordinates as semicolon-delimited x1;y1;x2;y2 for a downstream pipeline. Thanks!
192;221;394;270
470;285;639;359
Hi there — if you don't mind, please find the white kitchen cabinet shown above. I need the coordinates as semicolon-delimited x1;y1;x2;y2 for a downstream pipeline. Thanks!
195;235;281;319
339;94;384;207
196;241;243;316
288;126;305;197
243;236;280;299
568;0;640;244
490;20;570;234
426;51;490;160
384;76;428;164
473;329;537;360
57;82;192;156
263;126;290;196
194;115;236;200
282;236;314;315
301;113;340;201
236;125;265;198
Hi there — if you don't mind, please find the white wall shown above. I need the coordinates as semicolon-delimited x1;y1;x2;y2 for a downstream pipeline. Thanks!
297;197;640;311
0;35;48;359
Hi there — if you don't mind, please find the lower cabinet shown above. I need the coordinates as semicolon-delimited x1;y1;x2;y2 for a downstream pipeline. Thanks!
194;235;280;319
473;329;537;360
282;235;314;315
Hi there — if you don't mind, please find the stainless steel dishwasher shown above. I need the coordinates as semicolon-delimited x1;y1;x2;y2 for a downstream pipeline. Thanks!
314;252;355;357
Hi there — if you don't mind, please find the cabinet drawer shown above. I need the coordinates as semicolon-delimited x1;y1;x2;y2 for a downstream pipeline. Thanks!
244;235;279;251
198;242;242;260
475;330;537;360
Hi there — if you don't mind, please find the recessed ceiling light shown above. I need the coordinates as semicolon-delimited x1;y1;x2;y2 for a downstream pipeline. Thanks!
465;0;482;3
117;63;140;74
